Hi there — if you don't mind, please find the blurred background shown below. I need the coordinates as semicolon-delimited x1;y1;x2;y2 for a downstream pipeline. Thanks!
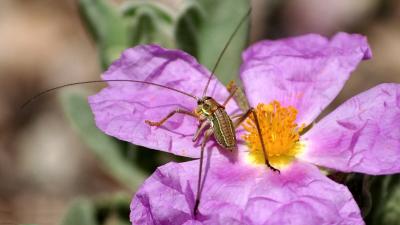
1;0;399;224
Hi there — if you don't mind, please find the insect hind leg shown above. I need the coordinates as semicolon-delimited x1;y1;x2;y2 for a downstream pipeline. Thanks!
194;128;213;217
145;108;197;126
232;108;280;173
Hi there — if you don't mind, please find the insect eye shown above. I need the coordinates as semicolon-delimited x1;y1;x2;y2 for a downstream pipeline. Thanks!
203;104;210;110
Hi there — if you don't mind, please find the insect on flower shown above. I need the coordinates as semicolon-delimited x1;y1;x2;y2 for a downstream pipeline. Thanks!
21;8;279;216
127;32;391;224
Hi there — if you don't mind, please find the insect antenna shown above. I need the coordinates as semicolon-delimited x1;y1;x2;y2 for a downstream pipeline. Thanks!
201;8;252;97
194;8;252;217
20;79;198;109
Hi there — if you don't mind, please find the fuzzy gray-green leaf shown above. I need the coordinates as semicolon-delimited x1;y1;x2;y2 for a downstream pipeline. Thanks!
60;199;97;225
79;0;129;68
122;2;175;48
176;0;250;84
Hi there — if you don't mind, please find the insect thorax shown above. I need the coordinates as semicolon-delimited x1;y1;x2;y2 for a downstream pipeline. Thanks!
196;96;221;118
195;96;236;149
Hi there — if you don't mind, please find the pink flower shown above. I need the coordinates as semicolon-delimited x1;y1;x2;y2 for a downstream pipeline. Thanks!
89;33;400;225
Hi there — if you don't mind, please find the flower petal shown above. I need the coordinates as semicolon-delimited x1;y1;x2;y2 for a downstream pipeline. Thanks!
240;32;371;125
130;159;363;225
300;83;400;175
89;45;239;158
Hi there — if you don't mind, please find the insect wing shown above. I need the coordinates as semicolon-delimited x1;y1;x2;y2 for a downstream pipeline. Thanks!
212;107;236;149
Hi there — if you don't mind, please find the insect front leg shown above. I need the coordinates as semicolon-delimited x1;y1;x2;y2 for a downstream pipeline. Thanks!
194;128;213;217
226;80;250;111
145;108;197;126
222;82;238;107
192;120;211;142
232;108;280;173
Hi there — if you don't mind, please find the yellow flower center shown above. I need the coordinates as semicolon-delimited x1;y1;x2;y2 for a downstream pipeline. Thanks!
242;101;305;169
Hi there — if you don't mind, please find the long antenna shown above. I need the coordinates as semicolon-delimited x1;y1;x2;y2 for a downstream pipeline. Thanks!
202;8;252;97
21;79;198;109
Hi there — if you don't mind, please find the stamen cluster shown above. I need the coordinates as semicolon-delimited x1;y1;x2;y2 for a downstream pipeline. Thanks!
243;101;304;168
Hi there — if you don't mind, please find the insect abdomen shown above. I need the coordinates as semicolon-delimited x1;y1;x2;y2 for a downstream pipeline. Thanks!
212;108;236;150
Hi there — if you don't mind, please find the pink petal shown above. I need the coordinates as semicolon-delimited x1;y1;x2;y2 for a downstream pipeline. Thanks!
240;32;371;125
89;45;239;158
300;83;400;175
130;158;363;225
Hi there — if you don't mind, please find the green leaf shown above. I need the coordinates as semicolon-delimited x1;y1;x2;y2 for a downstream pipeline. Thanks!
176;0;250;84
365;174;400;225
60;91;147;190
342;174;374;218
79;0;177;69
175;2;202;58
60;199;97;225
78;0;130;69
122;2;175;48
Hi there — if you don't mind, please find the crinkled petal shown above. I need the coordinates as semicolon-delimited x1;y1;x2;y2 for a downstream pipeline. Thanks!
240;32;371;125
130;158;363;225
300;83;400;175
89;45;239;158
